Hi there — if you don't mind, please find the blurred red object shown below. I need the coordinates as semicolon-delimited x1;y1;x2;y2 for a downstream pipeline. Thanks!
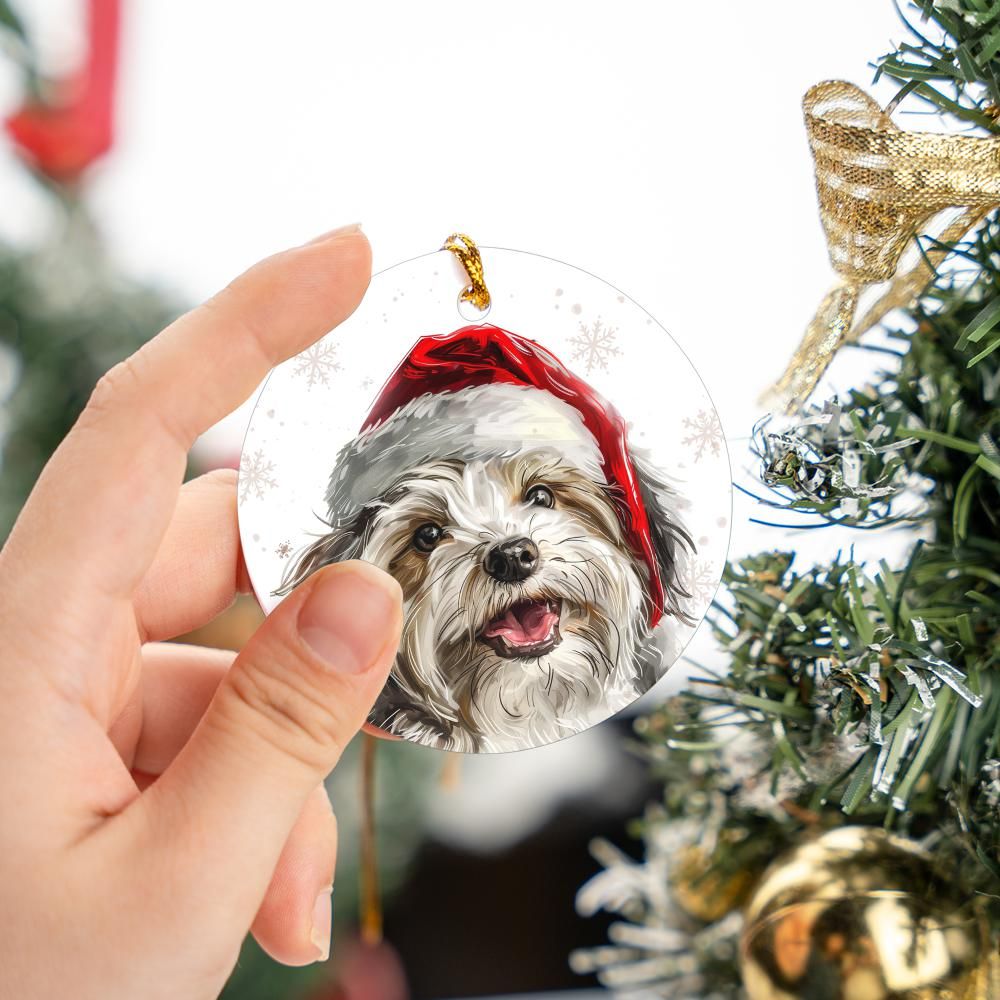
316;938;410;1000
5;0;119;181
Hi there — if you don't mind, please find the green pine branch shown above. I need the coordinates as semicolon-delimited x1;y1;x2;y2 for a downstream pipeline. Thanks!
876;0;1000;131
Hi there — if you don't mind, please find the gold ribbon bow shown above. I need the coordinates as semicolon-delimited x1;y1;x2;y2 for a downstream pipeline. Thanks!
766;80;1000;413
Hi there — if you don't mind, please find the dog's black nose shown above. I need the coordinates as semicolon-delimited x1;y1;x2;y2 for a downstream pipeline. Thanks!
484;537;539;583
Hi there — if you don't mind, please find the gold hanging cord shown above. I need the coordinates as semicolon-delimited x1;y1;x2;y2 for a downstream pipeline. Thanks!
359;733;382;945
765;80;1000;413
357;731;461;947
443;232;492;311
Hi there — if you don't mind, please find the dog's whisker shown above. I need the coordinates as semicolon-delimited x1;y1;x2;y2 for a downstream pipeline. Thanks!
468;658;503;715
568;568;594;608
496;683;521;721
583;627;617;676
576;564;600;607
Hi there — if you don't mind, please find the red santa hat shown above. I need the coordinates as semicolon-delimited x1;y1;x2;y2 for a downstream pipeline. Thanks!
332;324;667;627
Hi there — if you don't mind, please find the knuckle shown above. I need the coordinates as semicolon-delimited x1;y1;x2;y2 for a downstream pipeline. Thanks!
185;467;239;508
84;352;191;450
84;355;144;421
223;655;351;772
201;466;239;491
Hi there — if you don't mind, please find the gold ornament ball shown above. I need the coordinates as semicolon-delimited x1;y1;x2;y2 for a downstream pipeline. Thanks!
740;826;994;1000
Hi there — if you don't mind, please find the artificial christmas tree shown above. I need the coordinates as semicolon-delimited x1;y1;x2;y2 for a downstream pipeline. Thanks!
575;3;1000;997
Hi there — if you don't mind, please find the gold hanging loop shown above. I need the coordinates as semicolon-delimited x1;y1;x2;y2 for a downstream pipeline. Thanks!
359;732;382;945
443;232;492;311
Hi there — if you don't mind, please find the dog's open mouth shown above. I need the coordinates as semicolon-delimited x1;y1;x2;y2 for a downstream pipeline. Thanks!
479;598;562;659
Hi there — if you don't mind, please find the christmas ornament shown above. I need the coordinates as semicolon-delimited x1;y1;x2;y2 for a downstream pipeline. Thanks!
239;235;731;753
766;81;1000;413
741;826;992;1000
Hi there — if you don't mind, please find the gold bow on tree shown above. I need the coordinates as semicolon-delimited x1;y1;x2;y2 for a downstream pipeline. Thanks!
767;80;1000;413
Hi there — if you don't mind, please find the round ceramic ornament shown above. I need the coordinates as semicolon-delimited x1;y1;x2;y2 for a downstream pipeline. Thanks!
238;237;731;753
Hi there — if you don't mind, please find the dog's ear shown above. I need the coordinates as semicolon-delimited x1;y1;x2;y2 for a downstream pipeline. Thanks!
630;449;696;624
272;509;369;597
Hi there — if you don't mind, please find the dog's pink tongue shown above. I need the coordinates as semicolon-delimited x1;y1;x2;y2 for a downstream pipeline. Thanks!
484;601;557;645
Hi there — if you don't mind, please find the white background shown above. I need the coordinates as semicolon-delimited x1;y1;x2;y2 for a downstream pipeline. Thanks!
0;1;924;844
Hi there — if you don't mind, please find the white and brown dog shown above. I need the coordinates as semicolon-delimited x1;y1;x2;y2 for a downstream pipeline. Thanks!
278;326;694;752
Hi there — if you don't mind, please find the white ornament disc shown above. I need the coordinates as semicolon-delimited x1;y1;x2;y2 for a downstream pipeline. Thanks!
239;246;731;752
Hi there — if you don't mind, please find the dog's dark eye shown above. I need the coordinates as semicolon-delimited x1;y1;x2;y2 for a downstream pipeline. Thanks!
412;522;443;552
524;485;555;509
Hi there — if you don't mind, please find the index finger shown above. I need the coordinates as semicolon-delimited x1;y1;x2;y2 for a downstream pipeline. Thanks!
1;226;370;606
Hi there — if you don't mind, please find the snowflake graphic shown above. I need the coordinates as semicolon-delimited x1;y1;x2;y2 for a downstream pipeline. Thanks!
293;341;341;388
360;376;374;391
239;449;277;504
275;540;293;559
569;317;621;374
687;558;721;606
681;409;724;461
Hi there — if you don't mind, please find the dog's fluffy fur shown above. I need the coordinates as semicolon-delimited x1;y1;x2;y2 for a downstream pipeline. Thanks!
278;383;694;752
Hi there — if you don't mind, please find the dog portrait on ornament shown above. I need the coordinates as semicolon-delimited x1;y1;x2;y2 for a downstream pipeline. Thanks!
277;325;696;752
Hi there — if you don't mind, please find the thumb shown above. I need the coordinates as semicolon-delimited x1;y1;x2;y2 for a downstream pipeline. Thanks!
140;561;401;918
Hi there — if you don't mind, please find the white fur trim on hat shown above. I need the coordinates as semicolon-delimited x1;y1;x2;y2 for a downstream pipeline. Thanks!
324;382;605;521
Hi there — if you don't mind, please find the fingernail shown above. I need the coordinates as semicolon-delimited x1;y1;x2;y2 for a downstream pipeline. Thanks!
298;564;401;673
305;223;363;246
310;885;333;962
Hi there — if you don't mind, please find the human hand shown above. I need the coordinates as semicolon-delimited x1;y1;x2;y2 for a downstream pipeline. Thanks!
0;225;403;999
